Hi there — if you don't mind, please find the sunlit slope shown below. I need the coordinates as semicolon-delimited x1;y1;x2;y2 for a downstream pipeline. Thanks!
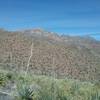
0;29;100;81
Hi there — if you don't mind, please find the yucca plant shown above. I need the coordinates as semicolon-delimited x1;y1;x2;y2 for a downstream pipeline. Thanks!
15;81;41;100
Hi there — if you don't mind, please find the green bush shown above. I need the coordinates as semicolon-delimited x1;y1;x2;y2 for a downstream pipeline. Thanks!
0;72;7;86
15;82;40;100
5;72;15;82
0;71;100;100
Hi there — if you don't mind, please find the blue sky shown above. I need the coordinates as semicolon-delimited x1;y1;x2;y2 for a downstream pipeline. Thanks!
0;0;100;40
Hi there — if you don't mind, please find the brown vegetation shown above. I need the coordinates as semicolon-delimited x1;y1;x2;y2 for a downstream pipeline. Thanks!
0;29;100;81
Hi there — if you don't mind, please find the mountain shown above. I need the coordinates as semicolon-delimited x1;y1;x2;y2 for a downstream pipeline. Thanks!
0;29;100;81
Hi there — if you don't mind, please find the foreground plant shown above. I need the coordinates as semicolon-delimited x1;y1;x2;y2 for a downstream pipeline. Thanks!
0;72;7;86
14;79;41;100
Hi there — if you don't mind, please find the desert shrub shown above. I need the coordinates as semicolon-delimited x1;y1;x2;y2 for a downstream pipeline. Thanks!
6;72;15;81
94;81;100;89
91;82;100;100
0;72;7;86
15;82;41;100
38;80;59;100
0;71;99;100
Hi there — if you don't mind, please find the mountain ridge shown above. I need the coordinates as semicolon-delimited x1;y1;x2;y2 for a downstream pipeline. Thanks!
0;29;100;81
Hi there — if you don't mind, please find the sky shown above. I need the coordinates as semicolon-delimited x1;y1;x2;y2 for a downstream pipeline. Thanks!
0;0;100;40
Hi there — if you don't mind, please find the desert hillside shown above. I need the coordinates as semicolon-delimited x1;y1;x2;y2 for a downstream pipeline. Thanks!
0;29;100;81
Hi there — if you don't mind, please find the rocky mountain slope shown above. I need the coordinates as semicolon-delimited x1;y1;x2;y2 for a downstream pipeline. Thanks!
0;29;100;81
